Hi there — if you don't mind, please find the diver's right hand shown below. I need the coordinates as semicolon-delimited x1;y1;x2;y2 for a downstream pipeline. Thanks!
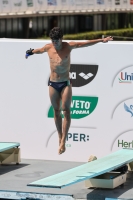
25;48;34;59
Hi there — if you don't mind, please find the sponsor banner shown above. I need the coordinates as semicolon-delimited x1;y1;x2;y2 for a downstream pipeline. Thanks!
111;130;133;152
97;0;104;5
112;98;133;122
1;0;132;14
45;127;98;161
118;70;133;84
131;0;133;5
0;0;11;12
36;0;47;11
86;0;96;9
11;0;36;12
115;0;120;5
124;102;133;117
112;65;133;92
88;0;95;5
107;0;113;5
10;0;35;12
26;0;36;11
0;40;132;162
0;191;73;200
96;0;106;9
48;96;98;119
70;64;98;87
13;0;22;7
123;0;128;5
26;0;33;7
11;0;24;12
47;0;57;6
37;0;44;5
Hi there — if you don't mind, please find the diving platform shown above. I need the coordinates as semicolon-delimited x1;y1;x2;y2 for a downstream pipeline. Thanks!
0;153;133;199
0;142;20;152
28;148;133;188
0;142;20;164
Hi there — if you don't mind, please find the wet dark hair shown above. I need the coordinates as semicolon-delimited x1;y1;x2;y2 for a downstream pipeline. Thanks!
49;27;63;40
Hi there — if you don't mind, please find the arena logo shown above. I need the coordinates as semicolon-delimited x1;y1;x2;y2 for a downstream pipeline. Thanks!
48;96;98;119
70;64;98;87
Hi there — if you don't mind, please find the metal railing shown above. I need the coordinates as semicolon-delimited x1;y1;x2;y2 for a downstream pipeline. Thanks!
102;34;133;40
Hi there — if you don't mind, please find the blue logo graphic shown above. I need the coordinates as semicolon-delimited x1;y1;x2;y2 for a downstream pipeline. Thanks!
124;103;133;117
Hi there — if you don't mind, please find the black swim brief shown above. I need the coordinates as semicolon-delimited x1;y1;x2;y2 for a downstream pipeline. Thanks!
48;79;71;93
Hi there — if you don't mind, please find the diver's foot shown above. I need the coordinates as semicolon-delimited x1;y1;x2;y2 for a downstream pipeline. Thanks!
58;142;66;155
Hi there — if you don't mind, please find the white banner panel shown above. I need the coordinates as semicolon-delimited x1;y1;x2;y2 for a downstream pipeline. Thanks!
0;39;133;162
26;0;36;11
0;0;11;13
35;0;47;12
1;0;132;13
122;0;129;9
130;0;133;8
95;0;106;10
87;0;95;10
10;0;26;12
